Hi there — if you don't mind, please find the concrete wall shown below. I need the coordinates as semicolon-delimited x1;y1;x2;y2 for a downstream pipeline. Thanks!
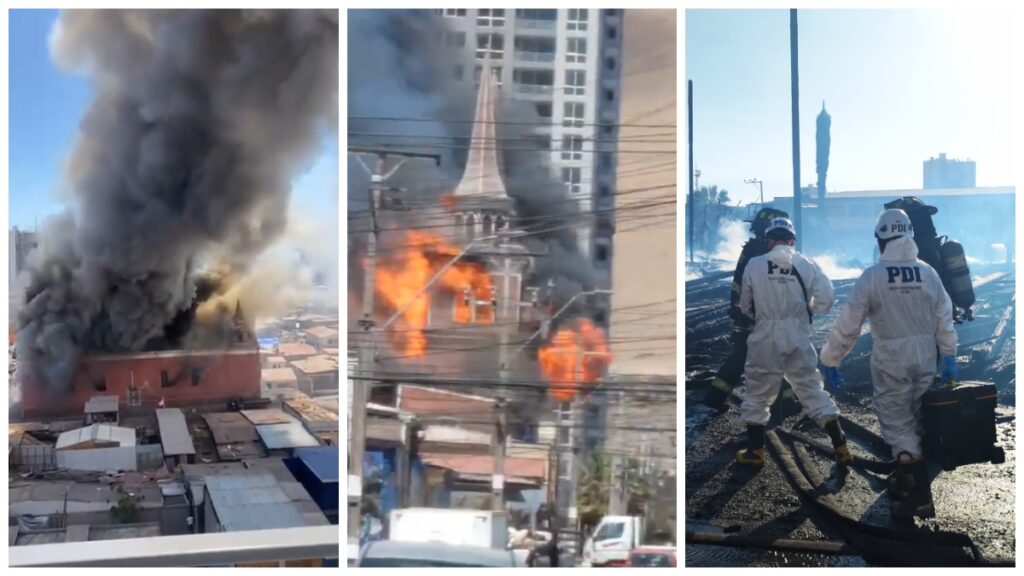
21;349;261;418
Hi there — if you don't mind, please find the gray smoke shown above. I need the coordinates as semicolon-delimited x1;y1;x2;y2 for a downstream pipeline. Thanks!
17;9;338;390
347;10;596;328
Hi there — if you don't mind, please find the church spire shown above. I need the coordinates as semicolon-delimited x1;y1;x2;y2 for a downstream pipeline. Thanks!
452;55;509;202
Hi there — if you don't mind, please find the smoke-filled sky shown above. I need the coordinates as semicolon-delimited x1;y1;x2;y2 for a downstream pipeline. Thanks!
10;9;338;230
686;9;1014;205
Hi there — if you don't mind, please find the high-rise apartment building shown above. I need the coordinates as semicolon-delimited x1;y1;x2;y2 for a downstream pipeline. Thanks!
924;153;976;189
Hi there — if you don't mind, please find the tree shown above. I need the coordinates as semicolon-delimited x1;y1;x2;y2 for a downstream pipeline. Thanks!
110;486;140;524
576;453;610;530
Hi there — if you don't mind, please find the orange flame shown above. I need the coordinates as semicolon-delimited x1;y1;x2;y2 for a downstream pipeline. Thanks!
538;318;612;402
375;230;494;356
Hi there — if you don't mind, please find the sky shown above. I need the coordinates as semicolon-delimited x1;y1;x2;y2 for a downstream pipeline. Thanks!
8;9;338;231
685;9;1014;207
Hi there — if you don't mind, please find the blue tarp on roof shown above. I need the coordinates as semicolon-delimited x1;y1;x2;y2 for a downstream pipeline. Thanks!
258;337;280;349
294;446;339;483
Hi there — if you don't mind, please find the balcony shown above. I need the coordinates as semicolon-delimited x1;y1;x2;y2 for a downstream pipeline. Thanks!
513;83;555;97
514;50;556;64
9;525;340;567
516;18;557;32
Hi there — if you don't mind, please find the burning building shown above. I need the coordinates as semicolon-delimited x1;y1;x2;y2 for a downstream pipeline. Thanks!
13;10;338;418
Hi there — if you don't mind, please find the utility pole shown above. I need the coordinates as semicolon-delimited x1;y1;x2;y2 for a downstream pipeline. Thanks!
790;9;803;251
492;397;506;511
348;148;440;545
687;79;694;264
744;178;764;206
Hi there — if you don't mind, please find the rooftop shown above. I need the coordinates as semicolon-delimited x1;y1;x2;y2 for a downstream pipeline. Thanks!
276;342;318;358
56;424;136;450
261;367;298;384
291;355;337;375
256;422;321;450
283;396;339;432
241;408;294;426
265;356;287;365
304;326;339;339
205;473;309;532
84;395;119;414
155;408;196;456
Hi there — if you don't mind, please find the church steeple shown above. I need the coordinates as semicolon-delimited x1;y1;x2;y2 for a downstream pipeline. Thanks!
452;56;512;206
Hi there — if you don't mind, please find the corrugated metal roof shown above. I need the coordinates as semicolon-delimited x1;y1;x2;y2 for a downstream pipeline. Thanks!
241;409;293;426
205;473;307;532
293;446;339;483
202;413;258;444
256;423;320;450
155;408;196;456
55;424;135;450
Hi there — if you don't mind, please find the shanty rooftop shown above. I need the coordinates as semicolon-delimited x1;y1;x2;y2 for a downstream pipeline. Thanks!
265;355;287;365
291;355;336;375
261;367;298;384
256;422;321;450
304;326;338;339
276;342;318;358
84;395;119;414
283;396;339;432
155;408;196;456
55;424;136;450
205;473;308;532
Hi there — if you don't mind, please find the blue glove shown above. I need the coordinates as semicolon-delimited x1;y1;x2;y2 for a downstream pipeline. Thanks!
823;366;842;389
941;355;958;384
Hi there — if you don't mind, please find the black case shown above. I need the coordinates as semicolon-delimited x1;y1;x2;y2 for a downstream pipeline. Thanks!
921;381;1005;470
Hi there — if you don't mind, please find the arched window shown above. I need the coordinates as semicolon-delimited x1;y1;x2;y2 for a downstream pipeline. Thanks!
483;215;494;235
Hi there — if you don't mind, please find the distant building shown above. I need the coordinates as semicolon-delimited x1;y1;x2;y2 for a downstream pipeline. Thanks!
924;153;976;189
304;326;339;350
8;226;38;295
262;367;299;402
20;348;261;419
276;342;319;361
291;356;338;397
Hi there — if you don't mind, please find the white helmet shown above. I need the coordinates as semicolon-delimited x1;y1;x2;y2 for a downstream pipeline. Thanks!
875;208;914;240
765;217;796;238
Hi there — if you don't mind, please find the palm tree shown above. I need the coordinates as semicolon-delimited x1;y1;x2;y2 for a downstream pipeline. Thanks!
576;453;610;531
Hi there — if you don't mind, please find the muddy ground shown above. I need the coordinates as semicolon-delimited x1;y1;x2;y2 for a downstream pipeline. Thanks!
685;263;1016;567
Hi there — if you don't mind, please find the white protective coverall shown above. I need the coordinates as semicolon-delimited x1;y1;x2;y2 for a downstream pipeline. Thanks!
739;244;838;425
819;235;957;458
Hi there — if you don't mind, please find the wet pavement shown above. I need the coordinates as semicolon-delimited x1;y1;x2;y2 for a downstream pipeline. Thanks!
685;263;1016;567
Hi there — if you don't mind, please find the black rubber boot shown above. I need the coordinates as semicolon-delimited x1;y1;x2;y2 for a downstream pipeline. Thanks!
700;378;733;411
890;453;935;520
736;424;766;466
823;416;852;465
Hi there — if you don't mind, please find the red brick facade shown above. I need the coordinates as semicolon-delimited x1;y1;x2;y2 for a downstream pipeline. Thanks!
20;348;261;418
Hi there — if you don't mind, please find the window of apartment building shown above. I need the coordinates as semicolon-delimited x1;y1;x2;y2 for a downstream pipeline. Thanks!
606;56;617;72
561;134;584;161
443;9;466;17
516;9;557;21
605;88;616;103
476;33;505;59
599;152;614;173
191;368;202;387
474;65;503;87
564;69;586;96
477;9;506;27
563;102;585;127
93;377;107;392
562;167;583;194
599;184;611;198
513;68;554;90
445;31;465;48
161;370;173;388
607;25;618;40
566;37;587;63
601;123;615;136
535;102;553;119
454;64;464;82
567;8;588;31
597;215;614;235
595;242;610;267
593;309;607;325
514;35;556;61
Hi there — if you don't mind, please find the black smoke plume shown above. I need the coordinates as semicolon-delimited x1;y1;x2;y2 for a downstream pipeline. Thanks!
16;10;338;391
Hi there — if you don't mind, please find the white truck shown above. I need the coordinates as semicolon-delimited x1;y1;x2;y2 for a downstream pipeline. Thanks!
581;515;647;567
388;508;509;550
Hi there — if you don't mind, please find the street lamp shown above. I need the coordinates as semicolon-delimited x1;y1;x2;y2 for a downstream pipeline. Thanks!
744;178;764;205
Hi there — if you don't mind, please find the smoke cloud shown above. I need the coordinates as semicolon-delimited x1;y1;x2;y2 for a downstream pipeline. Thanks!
16;10;338;390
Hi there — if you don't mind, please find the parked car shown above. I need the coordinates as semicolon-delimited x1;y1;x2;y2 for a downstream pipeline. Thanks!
629;546;677;567
358;540;517;568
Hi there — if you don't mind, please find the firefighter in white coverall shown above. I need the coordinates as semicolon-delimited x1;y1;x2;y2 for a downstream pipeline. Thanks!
819;208;958;520
735;217;851;466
